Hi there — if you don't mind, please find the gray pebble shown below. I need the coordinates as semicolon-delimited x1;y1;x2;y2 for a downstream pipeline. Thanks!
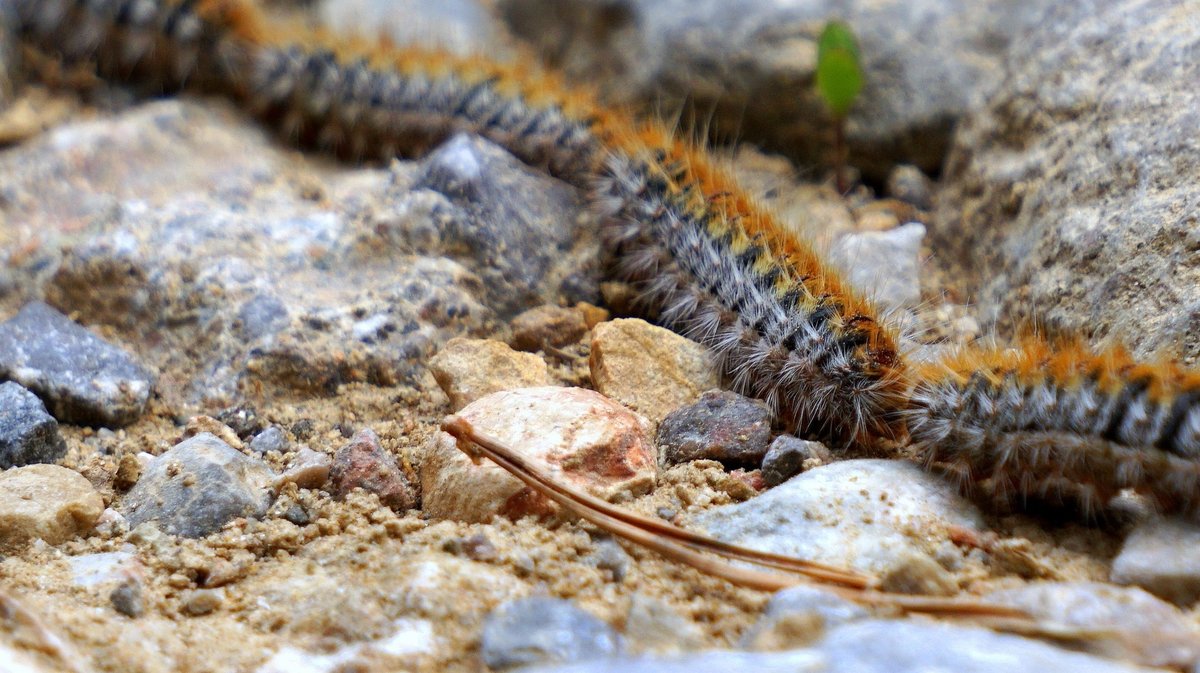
120;433;276;538
740;584;869;649
760;435;831;487
109;580;144;618
828;223;925;310
249;426;290;455
589;538;631;582
657;390;772;468
0;301;154;427
1111;518;1200;606
886;165;935;210
0;381;66;468
480;597;621;670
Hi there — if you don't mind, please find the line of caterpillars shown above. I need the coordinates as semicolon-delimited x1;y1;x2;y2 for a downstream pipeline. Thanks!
12;0;1200;520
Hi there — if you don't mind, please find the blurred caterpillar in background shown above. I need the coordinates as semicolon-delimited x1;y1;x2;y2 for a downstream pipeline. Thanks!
12;0;1200;521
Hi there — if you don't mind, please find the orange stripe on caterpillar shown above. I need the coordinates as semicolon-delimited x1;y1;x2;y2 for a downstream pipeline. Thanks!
14;0;908;443
906;339;1200;516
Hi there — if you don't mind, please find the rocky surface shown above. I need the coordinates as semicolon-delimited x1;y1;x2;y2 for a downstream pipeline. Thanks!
930;0;1200;359
656;391;772;469
508;305;591;353
1111;518;1200;606
0;301;154;427
120;433;276;538
498;0;1049;179
479;597;622;670
0;380;66;468
428;337;555;411
590;319;720;426
692;459;983;582
422;387;656;522
0;464;103;550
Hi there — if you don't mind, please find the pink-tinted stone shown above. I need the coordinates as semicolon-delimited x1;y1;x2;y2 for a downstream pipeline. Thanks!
422;387;656;522
330;429;418;511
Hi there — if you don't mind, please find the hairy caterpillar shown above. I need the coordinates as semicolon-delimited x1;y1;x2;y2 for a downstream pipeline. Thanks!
11;0;1200;520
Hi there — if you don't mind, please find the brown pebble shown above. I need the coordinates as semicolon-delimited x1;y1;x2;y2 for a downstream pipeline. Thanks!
114;453;142;491
110;579;144;618
508;305;588;352
182;589;222;616
330;429;419;511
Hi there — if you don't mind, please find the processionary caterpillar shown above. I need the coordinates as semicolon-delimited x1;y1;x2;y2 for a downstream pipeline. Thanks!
13;0;1200;521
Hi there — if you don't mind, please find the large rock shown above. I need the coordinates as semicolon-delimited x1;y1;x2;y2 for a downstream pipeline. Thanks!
930;0;1200;358
0;381;66;468
0;301;154;427
422;387;656;522
0;464;104;551
120;433;276;538
692;459;982;582
499;0;1049;179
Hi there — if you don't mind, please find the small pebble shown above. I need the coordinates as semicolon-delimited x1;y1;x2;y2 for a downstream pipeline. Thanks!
589;538;631;582
885;164;934;210
69;551;139;588
589;319;719;425
0;301;154;427
428;337;555;411
0;381;66;468
110;579;144;618
120;433;276;538
827;223;925;310
276;446;332;490
183;415;245;450
329;429;418;511
282;504;310;526
1111;518;1200;606
740;584;869;650
182;589;223;616
0;464;104;551
623;594;704;655
422;387;655;523
509;305;589;352
249;426;291;455
215;405;264;440
657;390;772;469
760;435;832;487
113;453;142;491
480;597;621;670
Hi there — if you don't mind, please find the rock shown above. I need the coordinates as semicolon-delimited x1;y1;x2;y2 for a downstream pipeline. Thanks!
0;464;104;550
255;619;438;673
827;223;924;310
930;0;1200;359
110;579;144;618
509;305;590;352
120;433;276;538
319;0;501;57
760;435;832;487
1111;518;1200;606
518;618;1157;673
985;581;1200;669
691;459;983;579
397;555;528;620
184;415;245;450
428;337;555;411
0;381;66;468
656;391;772;468
499;0;1049;180
886;165;934;210
589;319;720;425
0;301;154;427
68;550;140;589
329;429;418;511
249;426;291;455
402;133;600;318
479;597;621;670
422;387;656;523
277;446;333;490
588;538;631;582
622;594;705;655
740;585;869;651
182;589;223;616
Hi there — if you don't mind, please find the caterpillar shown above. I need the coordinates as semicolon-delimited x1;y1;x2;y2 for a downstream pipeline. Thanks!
10;0;1200;521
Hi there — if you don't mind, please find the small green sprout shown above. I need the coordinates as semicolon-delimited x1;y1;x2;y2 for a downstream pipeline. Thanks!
815;21;864;193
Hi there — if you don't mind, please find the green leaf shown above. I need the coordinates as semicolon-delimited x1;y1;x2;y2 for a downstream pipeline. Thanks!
816;21;864;119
